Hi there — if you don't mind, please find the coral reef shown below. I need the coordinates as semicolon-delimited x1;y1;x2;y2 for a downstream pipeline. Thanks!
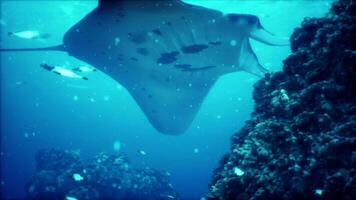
26;149;178;200
208;0;356;199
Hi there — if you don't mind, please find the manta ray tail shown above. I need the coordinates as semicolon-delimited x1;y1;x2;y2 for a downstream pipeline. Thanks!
0;44;65;52
250;28;290;46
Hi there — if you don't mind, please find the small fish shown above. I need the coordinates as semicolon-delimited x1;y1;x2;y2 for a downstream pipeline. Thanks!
137;150;147;156
8;30;50;40
72;66;97;73
40;64;88;80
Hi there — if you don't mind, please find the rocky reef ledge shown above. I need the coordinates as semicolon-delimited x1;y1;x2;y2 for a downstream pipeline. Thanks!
26;149;178;200
208;0;355;199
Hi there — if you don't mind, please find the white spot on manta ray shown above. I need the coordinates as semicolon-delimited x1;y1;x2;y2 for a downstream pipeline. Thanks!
0;0;289;135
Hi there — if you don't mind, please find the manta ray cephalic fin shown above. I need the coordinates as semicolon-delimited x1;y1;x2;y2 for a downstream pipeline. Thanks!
250;28;290;46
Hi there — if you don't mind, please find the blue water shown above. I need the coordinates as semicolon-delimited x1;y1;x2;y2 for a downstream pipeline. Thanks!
0;1;332;199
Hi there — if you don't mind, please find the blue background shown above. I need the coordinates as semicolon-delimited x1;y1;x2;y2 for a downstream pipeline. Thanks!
1;1;331;199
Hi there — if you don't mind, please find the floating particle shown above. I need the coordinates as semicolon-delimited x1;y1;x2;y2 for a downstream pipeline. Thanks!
0;19;7;26
216;115;222;119
73;95;78;101
138;150;147;155
113;141;121;152
114;37;120;46
15;81;23;85
166;195;175;199
103;95;110;101
193;148;199;154
315;189;323;196
72;173;84;181
123;163;129;171
230;40;237;46
65;196;78;200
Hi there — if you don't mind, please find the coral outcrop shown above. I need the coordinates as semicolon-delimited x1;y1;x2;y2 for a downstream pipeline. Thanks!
26;149;178;200
208;0;355;199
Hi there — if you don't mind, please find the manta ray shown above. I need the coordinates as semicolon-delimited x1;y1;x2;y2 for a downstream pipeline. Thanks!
0;0;289;134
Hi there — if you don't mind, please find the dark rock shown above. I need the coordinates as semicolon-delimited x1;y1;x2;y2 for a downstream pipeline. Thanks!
207;0;356;199
26;149;178;200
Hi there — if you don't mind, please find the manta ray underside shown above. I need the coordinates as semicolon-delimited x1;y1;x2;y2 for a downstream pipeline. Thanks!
0;0;289;134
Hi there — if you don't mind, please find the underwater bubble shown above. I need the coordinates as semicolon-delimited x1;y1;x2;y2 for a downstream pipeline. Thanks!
193;148;199;154
73;95;78;101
